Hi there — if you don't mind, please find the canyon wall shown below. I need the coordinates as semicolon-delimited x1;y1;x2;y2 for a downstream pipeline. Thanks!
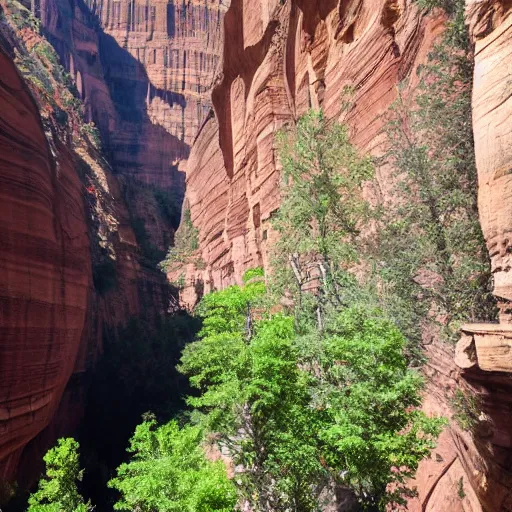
0;1;166;488
175;0;445;305
40;0;228;188
0;43;90;483
0;0;231;490
177;0;512;510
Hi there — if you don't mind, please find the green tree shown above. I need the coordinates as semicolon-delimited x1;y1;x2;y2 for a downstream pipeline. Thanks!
181;284;327;511
27;438;91;512
378;7;495;350
297;307;445;509
108;419;236;512
180;277;444;510
272;109;373;324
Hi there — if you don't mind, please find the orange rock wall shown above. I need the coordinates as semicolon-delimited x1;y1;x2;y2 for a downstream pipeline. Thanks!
180;0;512;510
178;0;444;304
41;0;228;187
0;48;90;480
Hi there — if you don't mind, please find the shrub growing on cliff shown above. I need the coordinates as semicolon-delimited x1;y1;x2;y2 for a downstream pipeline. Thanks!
109;419;236;512
160;209;200;274
377;11;495;349
28;438;91;512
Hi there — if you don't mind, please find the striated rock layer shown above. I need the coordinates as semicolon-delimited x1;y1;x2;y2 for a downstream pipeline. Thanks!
40;0;229;187
176;0;445;304
0;4;171;487
0;46;90;481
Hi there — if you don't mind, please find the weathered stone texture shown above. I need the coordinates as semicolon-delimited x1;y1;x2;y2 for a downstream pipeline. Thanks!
0;48;90;479
40;0;228;187
469;1;512;302
176;0;444;304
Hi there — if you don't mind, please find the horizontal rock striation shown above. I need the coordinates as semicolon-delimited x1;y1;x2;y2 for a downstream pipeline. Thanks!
0;5;173;486
176;0;444;305
0;46;90;481
40;0;228;187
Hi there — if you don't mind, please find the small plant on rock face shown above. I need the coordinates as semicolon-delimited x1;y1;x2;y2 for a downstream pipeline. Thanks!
451;389;481;431
457;477;466;499
160;209;201;273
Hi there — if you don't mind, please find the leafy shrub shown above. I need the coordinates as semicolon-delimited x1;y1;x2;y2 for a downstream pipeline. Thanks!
160;209;201;273
109;420;236;512
272;109;374;323
451;389;481;431
414;0;468;48
27;438;91;512
242;266;264;283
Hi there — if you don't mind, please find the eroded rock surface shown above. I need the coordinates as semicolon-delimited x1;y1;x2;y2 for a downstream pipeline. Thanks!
0;47;90;481
177;0;512;510
175;0;444;304
40;0;228;187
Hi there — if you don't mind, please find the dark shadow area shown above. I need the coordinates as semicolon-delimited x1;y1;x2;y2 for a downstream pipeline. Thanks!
78;312;201;511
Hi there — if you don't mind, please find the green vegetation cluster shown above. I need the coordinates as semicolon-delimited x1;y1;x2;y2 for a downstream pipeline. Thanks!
108;419;236;512
378;0;495;355
30;268;444;511
159;209;202;277
27;439;92;512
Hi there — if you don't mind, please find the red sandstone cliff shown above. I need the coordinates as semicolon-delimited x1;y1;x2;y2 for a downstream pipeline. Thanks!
175;0;445;305
177;0;512;510
0;0;230;491
40;0;228;187
0;2;172;488
0;41;90;483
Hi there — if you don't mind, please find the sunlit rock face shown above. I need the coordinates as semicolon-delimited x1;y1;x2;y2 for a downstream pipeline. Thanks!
175;0;445;306
469;0;512;304
178;0;512;510
40;0;229;187
0;47;90;481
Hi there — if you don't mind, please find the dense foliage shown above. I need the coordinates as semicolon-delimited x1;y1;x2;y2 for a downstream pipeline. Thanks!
272;109;373;319
377;0;495;351
108;420;236;512
179;276;444;510
27;439;91;512
160;209;201;275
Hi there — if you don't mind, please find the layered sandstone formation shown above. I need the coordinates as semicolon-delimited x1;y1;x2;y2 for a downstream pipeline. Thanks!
177;0;512;510
0;3;170;487
175;0;445;305
40;0;228;187
0;45;90;481
1;0;231;490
